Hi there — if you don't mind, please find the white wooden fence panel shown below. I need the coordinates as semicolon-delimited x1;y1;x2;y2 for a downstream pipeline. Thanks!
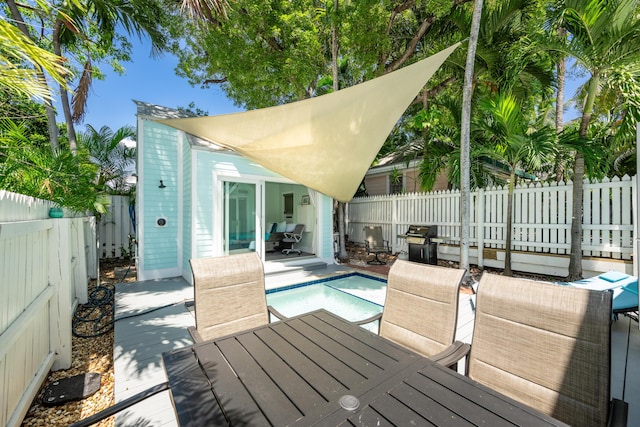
98;195;134;259
348;176;636;266
0;191;96;427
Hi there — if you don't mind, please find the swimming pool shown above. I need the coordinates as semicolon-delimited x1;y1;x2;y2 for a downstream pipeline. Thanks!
266;273;387;330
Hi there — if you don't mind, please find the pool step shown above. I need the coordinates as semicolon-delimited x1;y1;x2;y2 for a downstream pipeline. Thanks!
265;260;327;276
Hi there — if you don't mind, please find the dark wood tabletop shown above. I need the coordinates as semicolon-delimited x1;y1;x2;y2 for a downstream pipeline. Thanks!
163;309;568;426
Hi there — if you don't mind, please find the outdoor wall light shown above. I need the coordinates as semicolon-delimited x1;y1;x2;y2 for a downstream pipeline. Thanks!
159;180;166;189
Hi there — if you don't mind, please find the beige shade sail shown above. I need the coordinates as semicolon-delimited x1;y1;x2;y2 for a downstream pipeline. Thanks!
157;43;460;202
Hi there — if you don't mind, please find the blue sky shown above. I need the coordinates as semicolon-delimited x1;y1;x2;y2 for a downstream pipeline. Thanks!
73;38;244;132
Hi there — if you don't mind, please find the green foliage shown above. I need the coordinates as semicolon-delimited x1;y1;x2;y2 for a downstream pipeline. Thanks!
0;89;49;146
475;92;557;177
0;17;70;100
77;124;136;195
0;119;105;213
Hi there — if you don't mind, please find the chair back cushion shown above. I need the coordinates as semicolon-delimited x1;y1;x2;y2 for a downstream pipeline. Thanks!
469;273;612;427
190;252;268;341
380;260;464;357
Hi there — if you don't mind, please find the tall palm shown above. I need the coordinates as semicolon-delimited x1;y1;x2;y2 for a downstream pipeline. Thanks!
475;92;556;275
551;0;640;280
6;0;168;154
53;0;168;153
459;0;483;283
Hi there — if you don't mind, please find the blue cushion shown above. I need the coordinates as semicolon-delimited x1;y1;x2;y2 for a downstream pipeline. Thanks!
599;271;629;283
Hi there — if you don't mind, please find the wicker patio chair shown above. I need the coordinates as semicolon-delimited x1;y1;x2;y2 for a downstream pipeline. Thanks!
356;260;468;368
465;273;627;427
188;252;286;342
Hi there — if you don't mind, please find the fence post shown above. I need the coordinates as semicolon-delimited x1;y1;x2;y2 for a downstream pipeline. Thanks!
48;219;72;371
85;217;98;279
72;218;88;304
392;195;398;253
476;188;484;268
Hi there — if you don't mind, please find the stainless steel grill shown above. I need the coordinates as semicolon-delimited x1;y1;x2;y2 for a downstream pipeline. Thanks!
402;225;438;265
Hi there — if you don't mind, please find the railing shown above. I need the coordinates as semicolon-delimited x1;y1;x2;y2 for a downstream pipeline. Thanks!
347;176;635;276
0;191;97;427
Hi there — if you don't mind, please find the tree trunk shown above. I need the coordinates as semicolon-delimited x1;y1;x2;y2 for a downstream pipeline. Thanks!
331;0;348;262
53;20;78;154
567;152;585;280
504;170;516;276
554;30;565;182
6;0;60;151
567;75;598;280
459;0;483;285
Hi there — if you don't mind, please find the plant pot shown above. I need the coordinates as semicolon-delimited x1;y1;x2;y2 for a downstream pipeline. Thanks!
49;207;64;218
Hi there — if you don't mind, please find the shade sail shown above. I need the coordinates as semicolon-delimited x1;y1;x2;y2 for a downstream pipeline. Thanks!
157;43;460;202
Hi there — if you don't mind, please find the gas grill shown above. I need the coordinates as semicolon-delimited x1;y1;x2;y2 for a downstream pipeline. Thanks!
402;225;438;265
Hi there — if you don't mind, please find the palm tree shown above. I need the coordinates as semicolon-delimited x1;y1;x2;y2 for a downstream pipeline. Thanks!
460;0;483;284
0;18;69;101
78;125;136;194
6;0;168;154
551;0;640;280
475;92;556;275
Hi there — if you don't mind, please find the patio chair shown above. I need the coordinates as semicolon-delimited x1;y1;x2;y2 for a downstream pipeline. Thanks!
463;273;627;427
363;225;391;265
355;260;468;368
282;223;305;255
188;252;286;342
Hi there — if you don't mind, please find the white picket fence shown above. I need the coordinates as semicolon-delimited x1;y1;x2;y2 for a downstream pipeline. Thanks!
347;176;636;276
0;191;97;427
98;195;135;259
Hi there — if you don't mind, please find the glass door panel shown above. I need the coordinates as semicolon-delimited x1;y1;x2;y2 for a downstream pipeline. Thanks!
223;181;257;255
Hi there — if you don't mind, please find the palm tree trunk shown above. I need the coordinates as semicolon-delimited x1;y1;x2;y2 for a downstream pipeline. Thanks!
6;0;60;152
331;0;348;262
53;20;78;154
504;170;516;276
567;75;598;280
554;29;566;182
460;0;483;284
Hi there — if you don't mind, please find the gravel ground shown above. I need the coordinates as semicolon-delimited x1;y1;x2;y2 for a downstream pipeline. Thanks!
20;247;561;426
21;259;136;427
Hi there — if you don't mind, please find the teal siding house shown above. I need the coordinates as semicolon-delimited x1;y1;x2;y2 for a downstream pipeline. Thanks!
135;101;336;282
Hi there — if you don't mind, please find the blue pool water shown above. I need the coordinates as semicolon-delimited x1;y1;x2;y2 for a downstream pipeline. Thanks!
266;274;387;330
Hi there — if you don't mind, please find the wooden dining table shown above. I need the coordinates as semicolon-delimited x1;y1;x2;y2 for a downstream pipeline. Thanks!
162;309;568;426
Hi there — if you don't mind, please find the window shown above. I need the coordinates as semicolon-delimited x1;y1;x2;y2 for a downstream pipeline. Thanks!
390;175;403;194
283;193;294;217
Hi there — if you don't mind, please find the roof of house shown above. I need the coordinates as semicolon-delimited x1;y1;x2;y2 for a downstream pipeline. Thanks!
134;100;229;151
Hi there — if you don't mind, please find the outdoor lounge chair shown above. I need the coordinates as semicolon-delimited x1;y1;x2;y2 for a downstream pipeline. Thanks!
355;260;467;368
559;271;639;318
363;225;391;265
282;223;305;255
188;252;286;342
460;273;628;427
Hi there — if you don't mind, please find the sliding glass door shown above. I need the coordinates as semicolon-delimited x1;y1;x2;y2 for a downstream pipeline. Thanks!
222;180;260;255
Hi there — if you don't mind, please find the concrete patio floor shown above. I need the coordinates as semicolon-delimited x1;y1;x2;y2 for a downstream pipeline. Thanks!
112;263;639;427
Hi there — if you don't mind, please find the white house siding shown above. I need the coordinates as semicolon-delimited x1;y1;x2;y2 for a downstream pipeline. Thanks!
138;121;181;280
182;136;192;280
364;175;387;196
319;196;334;260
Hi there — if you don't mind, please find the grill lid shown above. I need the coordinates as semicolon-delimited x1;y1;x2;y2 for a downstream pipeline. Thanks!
405;225;438;238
